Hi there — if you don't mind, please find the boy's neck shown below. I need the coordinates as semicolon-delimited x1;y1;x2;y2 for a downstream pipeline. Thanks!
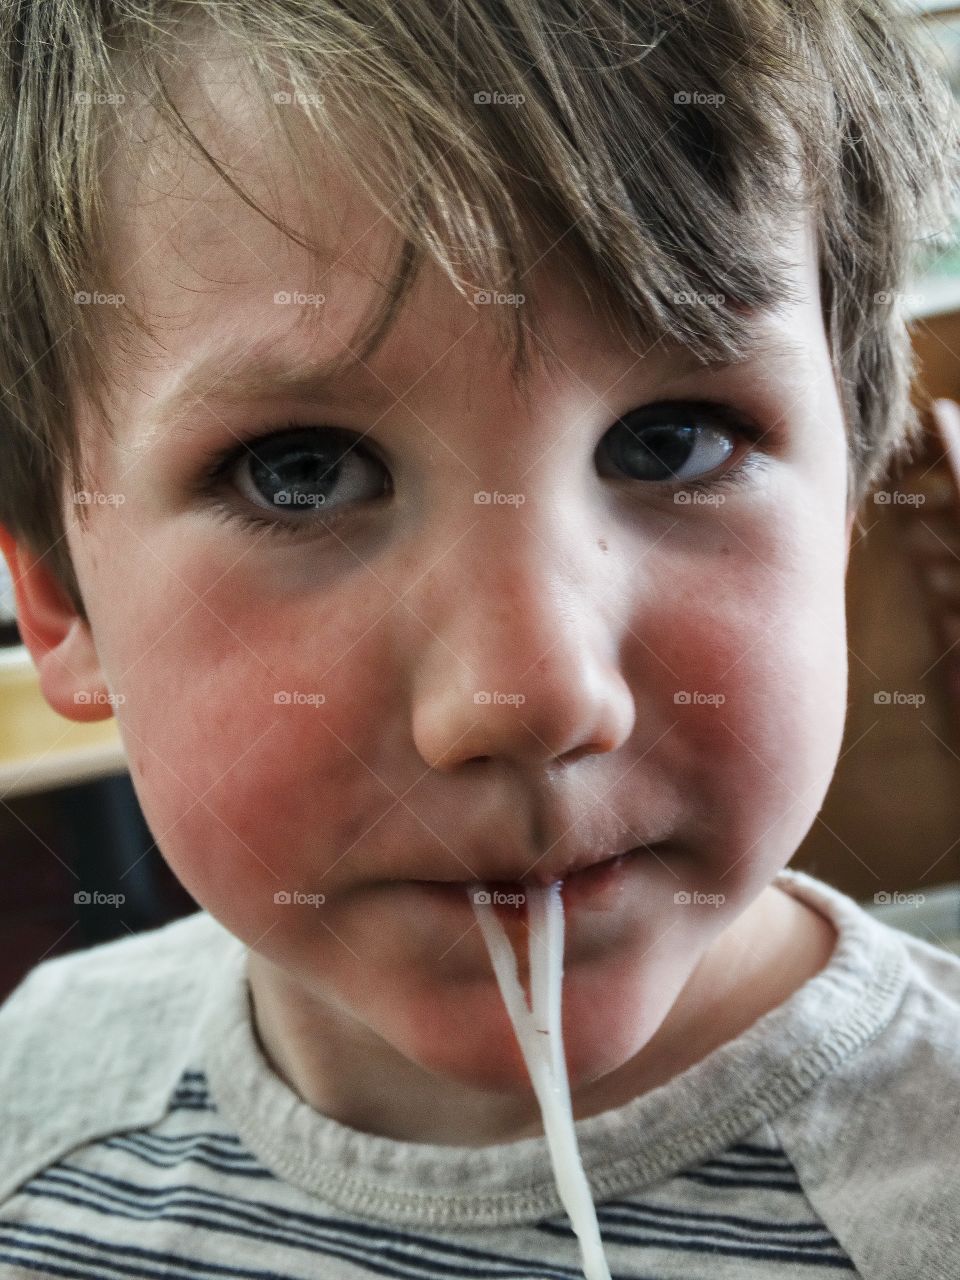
245;884;837;1147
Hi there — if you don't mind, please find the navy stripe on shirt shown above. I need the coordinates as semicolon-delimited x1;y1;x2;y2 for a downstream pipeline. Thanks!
3;1068;859;1279
15;1173;595;1280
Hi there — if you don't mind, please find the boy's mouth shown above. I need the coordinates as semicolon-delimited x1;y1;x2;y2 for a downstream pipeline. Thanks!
406;845;658;914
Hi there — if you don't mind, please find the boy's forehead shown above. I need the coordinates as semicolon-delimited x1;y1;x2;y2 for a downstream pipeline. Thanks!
102;252;820;466
96;58;823;449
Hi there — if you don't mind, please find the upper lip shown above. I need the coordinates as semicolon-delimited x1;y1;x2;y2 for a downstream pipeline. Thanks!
410;836;669;888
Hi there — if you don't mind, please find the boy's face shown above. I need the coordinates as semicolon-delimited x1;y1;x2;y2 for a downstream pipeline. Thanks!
10;81;854;1098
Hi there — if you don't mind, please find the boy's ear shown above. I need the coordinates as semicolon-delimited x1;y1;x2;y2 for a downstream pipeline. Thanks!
0;523;113;723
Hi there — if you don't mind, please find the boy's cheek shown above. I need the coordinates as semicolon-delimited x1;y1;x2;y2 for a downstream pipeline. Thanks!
651;560;848;890
109;580;406;920
66;532;405;933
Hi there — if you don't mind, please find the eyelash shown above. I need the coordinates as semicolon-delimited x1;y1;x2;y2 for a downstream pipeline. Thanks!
192;400;769;540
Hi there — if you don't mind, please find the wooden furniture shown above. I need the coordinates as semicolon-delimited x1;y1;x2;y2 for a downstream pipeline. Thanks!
792;311;960;900
0;645;127;799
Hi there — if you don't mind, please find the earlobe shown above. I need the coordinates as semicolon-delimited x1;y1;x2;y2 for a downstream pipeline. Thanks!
0;523;113;723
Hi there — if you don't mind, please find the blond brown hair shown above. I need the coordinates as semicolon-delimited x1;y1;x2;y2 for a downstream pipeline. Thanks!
0;0;957;622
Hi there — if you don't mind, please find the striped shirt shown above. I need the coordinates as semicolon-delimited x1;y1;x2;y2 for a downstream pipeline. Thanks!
1;868;958;1280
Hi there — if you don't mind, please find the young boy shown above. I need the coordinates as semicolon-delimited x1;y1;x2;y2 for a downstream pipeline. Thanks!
0;0;958;1275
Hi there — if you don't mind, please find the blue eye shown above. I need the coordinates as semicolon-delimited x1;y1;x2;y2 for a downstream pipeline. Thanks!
240;427;387;516
199;424;390;539
598;400;760;488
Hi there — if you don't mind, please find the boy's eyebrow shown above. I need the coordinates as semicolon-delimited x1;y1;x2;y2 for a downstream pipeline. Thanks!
144;341;390;440
142;316;808;443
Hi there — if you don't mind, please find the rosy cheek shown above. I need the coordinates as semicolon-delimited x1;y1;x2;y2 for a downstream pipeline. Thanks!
634;540;846;874
111;564;401;923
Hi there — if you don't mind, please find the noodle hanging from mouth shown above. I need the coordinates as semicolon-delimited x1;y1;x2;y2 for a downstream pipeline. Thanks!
470;882;613;1280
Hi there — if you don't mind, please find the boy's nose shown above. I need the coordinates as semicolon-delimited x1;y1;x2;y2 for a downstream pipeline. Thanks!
405;544;635;772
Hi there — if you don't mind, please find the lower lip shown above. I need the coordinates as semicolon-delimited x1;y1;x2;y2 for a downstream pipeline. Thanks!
406;847;646;918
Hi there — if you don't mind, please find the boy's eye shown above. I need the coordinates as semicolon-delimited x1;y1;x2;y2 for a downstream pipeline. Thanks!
229;426;389;524
598;401;743;484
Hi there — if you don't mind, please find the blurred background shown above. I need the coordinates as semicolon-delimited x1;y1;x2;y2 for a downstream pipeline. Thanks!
2;0;960;1003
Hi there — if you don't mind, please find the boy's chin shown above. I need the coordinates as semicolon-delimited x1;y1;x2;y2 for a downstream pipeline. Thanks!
388;963;669;1100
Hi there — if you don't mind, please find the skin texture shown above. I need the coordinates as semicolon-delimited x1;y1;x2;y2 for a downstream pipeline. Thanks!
0;59;850;1146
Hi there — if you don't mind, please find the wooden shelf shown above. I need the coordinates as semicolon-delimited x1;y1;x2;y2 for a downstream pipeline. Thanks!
0;646;127;799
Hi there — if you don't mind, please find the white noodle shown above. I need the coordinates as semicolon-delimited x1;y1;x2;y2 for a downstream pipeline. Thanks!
471;883;613;1280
